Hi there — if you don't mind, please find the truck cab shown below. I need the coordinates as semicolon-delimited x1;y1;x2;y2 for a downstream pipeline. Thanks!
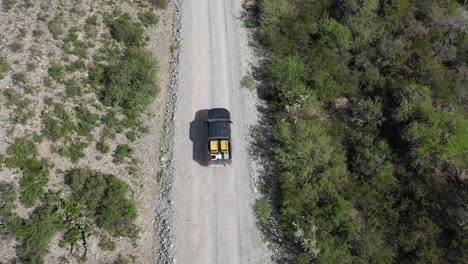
206;108;232;166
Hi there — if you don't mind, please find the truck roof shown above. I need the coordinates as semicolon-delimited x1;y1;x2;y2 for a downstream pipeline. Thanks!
207;108;230;121
208;120;230;139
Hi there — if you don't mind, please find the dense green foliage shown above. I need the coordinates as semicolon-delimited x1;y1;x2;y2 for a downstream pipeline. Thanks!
255;0;468;263
5;137;38;168
19;160;50;207
108;13;145;47
66;169;138;237
96;47;158;120
91;12;158;128
114;144;134;163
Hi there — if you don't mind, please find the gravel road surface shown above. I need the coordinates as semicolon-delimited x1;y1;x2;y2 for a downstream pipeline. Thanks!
161;0;271;263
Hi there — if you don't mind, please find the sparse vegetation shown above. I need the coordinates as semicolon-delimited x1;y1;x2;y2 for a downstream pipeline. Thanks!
138;11;159;27
0;1;165;262
2;0;16;11
75;104;100;136
5;137;38;168
113;144;133;163
12;72;27;83
99;236;117;251
19;159;49;207
0;54;10;79
9;41;23;52
48;63;66;81
66;169;138;237
59;140;88;163
47;15;64;39
240;75;255;90
96;139;110;153
149;0;168;9
254;198;271;228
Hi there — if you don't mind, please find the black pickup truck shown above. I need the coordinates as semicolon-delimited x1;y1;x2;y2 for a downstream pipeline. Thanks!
206;108;232;166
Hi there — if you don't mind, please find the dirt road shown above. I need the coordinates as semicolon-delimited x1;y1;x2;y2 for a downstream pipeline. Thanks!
162;0;271;263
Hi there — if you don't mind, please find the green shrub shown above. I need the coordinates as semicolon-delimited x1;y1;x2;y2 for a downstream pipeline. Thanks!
26;63;37;72
12;72;27;83
114;144;133;163
48;17;64;39
96;47;158;123
9;42;23;52
64;79;83;97
3;88;30;109
98;236;116;251
96;140;110;154
15;196;67;264
49;63;66;81
0;182;16;236
138;11;159;26
75;104;99;136
60;227;81;247
11;107;34;124
65;169;138;237
149;0;168;9
66;60;86;73
241;75;255;90
255;198;271;227
19;160;49;207
0;54;10;79
5;137;38;168
32;29;44;38
41;103;76;140
126;130;138;142
109;13;145;47
59;140;88;163
2;0;15;11
102;110;119;128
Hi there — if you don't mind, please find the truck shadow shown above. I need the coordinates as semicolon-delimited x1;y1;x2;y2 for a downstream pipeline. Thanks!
189;109;208;166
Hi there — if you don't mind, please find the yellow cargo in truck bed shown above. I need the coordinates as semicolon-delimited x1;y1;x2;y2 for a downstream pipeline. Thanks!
220;140;229;151
210;140;218;153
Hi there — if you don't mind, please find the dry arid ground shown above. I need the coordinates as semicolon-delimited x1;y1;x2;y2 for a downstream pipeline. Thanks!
0;0;173;263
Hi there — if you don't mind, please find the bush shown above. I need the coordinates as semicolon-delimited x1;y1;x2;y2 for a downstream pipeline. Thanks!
41;103;76;140
2;0;15;11
113;144;133;163
138;11;159;26
49;63;66;81
96;47;158;123
241;75;255;90
15;197;67;263
19;160;49;207
9;42;23;52
102;110;119;128
66;60;86;73
149;0;168;9
59;140;88;163
5;138;38;168
47;17;64;39
96;140;110;154
64;79;83;97
12;72;27;84
98;236;116;251
0;182;16;236
65;169;138;237
109;13;145;47
75;104;99;136
0;54;10;79
255;198;271;227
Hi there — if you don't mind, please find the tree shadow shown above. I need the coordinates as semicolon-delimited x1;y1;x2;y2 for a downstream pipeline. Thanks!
189;109;208;166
